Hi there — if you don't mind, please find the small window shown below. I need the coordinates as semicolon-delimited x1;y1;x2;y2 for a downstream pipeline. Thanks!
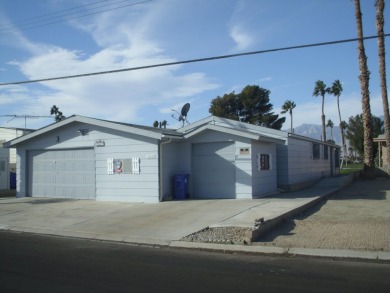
323;145;329;160
258;154;271;170
312;143;320;159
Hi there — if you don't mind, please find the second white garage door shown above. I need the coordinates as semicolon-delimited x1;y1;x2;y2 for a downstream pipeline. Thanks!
192;142;236;199
28;149;95;199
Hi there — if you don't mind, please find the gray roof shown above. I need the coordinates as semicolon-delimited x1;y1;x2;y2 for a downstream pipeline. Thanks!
4;114;334;148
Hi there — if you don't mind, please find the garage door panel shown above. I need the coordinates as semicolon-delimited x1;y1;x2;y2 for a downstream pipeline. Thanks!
29;149;95;199
193;142;235;199
193;157;234;171
193;169;234;182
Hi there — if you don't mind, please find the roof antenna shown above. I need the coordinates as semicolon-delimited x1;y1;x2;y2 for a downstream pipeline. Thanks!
171;103;190;126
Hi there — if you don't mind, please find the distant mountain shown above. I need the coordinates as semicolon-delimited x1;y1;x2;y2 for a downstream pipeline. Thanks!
288;115;385;147
285;124;343;146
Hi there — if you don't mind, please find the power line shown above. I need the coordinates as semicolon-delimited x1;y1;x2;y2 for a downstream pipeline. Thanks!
1;33;388;87
0;0;109;28
0;0;152;36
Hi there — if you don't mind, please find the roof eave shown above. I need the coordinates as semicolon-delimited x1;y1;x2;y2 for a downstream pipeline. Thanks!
4;115;167;148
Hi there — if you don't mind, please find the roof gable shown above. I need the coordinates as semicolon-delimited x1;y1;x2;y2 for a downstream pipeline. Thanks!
4;115;182;147
179;116;287;144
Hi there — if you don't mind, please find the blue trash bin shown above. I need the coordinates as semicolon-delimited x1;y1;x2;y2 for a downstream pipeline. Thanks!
10;172;16;189
174;174;189;200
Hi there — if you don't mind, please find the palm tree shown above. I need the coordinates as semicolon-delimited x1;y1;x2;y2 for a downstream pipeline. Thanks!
326;119;334;142
313;80;327;141
354;0;375;178
376;0;390;174
281;100;296;133
328;80;347;159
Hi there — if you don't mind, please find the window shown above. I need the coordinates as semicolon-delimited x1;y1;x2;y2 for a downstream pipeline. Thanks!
258;154;271;170
323;145;329;160
312;143;320;159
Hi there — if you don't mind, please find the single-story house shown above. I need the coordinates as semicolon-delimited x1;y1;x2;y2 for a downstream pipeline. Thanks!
0;126;34;189
4;115;339;202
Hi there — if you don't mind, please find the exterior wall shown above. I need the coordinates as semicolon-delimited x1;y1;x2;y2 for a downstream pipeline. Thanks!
174;129;278;199
276;144;289;187
251;140;277;197
0;147;10;189
235;141;252;199
15;122;160;203
16;149;26;197
0;128;31;172
161;141;180;200
176;130;236;198
277;137;335;191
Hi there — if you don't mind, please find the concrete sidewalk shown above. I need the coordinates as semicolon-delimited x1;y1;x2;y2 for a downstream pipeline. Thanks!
1;174;389;261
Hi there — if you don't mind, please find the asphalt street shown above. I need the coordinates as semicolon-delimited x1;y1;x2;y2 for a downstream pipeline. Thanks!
1;231;389;293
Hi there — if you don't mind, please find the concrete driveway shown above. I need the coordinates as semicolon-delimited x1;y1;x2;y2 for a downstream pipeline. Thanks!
0;197;275;245
0;176;351;246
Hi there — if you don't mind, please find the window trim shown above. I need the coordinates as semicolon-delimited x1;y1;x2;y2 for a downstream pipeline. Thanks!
257;153;272;171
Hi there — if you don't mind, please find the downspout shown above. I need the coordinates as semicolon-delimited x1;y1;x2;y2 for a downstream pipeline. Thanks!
159;138;172;202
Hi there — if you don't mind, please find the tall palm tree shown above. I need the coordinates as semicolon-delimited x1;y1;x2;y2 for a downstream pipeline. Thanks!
326;119;334;142
313;80;327;141
328;80;347;159
281;100;296;133
376;0;390;174
354;0;375;178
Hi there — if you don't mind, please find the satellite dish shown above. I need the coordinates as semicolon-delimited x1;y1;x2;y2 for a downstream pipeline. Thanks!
179;103;190;123
171;102;191;126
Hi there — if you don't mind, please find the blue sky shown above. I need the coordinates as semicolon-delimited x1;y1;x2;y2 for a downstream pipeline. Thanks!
0;0;389;130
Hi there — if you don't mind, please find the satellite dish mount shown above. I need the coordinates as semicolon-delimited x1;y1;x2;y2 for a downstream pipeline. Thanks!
171;103;190;126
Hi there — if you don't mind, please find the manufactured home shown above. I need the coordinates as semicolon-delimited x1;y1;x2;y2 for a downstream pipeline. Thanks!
4;115;339;202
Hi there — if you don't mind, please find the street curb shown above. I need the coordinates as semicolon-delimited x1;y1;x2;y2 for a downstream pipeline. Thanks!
2;228;388;261
250;186;344;242
169;241;390;261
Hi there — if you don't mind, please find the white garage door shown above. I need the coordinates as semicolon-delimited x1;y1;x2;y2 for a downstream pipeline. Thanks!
28;149;95;199
192;142;235;199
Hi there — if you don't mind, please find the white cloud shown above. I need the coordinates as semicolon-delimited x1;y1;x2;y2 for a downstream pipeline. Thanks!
4;1;220;127
229;25;254;51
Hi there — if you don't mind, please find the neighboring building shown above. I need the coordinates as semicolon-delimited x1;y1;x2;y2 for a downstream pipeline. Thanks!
4;115;339;202
374;134;387;169
0;127;34;189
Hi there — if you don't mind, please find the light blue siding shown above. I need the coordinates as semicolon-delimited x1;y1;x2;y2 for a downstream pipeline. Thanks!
277;137;337;191
251;141;277;197
16;122;160;203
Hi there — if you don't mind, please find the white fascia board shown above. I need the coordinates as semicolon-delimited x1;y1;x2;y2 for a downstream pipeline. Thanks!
184;124;284;143
4;115;162;148
178;116;214;133
211;116;289;138
179;116;289;140
183;123;286;144
288;133;341;147
4;116;79;147
84;117;162;140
